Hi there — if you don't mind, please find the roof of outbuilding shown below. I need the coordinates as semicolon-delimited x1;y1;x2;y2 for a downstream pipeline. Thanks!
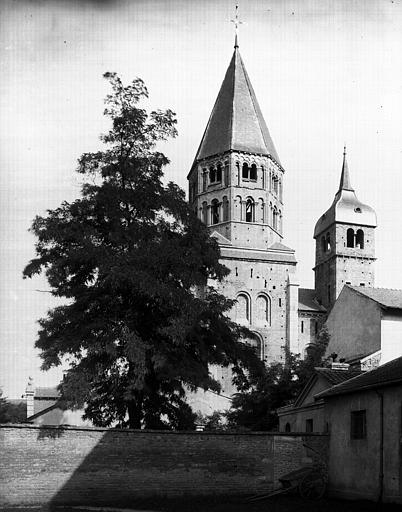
348;286;402;309
298;288;326;312
194;47;281;166
316;356;402;399
294;367;361;406
315;368;362;385
34;387;60;399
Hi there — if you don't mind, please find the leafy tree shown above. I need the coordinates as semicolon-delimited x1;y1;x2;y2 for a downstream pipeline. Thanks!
0;390;26;423
227;326;331;431
24;73;260;430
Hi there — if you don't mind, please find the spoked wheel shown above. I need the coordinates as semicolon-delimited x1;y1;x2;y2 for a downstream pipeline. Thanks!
298;470;326;500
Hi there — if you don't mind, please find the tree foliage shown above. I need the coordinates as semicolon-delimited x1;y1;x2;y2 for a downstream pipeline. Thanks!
227;326;331;431
24;73;260;429
0;390;26;424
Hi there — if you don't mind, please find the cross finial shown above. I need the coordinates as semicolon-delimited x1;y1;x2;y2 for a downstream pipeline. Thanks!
231;4;242;48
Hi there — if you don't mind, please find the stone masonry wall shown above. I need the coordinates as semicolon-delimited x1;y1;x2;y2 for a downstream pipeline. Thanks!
0;425;328;507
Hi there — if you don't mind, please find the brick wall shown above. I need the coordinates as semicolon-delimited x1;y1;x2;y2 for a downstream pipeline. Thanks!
0;425;328;507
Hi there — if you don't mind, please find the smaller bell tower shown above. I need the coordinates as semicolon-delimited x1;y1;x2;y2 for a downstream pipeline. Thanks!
313;148;377;310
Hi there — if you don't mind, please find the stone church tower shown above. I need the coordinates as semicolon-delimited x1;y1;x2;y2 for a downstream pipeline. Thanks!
313;149;377;310
187;41;297;397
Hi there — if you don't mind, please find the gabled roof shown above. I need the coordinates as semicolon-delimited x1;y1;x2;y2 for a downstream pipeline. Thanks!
315;368;362;385
294;367;361;406
298;288;326;313
194;47;281;166
317;356;402;399
348;286;402;310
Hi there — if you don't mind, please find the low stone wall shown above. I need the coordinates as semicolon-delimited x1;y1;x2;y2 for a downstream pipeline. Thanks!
0;424;328;507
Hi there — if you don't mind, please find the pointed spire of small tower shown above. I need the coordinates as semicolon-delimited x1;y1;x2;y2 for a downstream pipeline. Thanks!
231;4;242;49
338;145;354;192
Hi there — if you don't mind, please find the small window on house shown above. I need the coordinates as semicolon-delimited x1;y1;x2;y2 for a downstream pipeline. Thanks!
285;423;291;433
315;320;318;334
360;283;365;287
250;164;257;181
301;321;304;333
351;410;366;439
354;207;362;213
242;163;249;179
279;298;282;307
305;419;313;433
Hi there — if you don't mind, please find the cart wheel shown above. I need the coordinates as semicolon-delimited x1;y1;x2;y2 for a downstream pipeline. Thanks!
298;471;326;500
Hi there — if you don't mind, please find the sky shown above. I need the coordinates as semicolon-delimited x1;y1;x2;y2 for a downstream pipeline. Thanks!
1;0;401;398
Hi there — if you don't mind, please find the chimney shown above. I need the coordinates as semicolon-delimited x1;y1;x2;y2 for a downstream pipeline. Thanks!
25;377;35;418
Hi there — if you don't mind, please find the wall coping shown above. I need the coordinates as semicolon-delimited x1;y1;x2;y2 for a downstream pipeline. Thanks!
0;423;329;437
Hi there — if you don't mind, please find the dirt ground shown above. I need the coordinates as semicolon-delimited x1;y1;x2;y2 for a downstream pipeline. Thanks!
2;496;401;512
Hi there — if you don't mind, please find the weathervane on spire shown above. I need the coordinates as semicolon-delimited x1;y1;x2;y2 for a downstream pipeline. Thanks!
231;4;242;48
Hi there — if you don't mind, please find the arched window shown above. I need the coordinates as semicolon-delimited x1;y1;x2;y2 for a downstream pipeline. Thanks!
250;164;257;181
273;177;279;195
347;228;355;248
285;423;291;433
202;201;208;224
255;294;271;326
211;199;220;225
273;206;278;231
279;210;282;233
356;229;364;249
321;236;326;253
222;196;229;222
326;232;331;252
242;163;249;180
216;163;222;182
245;198;254;222
209;166;216;183
202;169;207;191
236;293;250;324
244;333;263;359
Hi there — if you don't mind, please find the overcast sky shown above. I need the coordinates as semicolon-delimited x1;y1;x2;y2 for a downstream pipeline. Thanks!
1;0;401;398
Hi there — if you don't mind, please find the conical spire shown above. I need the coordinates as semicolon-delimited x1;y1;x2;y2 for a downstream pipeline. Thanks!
338;146;354;192
194;47;281;165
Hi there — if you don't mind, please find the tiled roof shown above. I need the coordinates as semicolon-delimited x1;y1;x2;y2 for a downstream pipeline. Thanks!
315;368;362;385
194;47;281;165
35;387;60;399
298;288;326;312
348;286;402;309
317;356;402;399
